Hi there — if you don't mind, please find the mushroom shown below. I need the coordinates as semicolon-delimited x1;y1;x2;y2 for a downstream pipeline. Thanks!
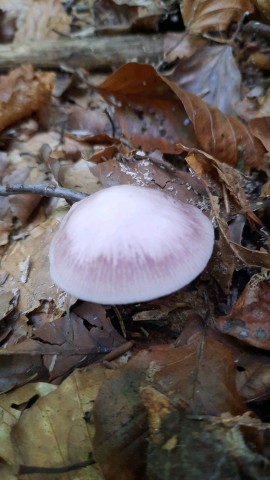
49;185;214;305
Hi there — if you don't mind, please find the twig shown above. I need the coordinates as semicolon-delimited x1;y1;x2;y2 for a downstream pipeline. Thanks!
222;183;230;215
104;108;116;137
112;305;127;339
0;183;88;203
101;340;134;362
203;11;249;45
231;11;250;42
19;457;95;475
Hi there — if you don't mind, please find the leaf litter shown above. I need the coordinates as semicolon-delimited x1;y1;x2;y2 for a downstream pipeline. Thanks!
1;1;270;479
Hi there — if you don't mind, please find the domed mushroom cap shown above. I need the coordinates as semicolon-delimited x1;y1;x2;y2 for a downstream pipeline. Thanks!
49;185;214;304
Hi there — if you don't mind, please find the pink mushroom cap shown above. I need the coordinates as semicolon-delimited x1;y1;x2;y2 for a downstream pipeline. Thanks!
49;185;214;304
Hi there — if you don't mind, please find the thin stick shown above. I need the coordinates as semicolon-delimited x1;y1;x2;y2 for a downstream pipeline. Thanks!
112;305;127;339
104;108;116;137
101;340;134;362
19;457;95;475
0;183;88;203
222;182;230;215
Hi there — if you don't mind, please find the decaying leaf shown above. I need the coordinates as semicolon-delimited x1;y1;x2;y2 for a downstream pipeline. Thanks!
0;290;17;321
93;324;246;479
90;155;206;208
235;348;270;403
215;271;270;350
249;116;270;152
0;65;54;132
4;0;71;41
2;303;124;382
163;33;205;62
0;355;47;394
94;0;162;33
210;231;236;294
253;0;270;21
11;367;109;479
186;151;257;220
48;157;102;195
181;0;254;33
98;65;196;155
145;402;270;480
68;106;113;137
185;151;270;293
3;157;47;225
0;382;56;465
98;63;263;168
0;206;70;324
169;45;242;115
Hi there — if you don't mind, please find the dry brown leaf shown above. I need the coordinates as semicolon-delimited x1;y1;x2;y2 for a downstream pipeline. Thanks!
215;271;270;350
90;156;205;207
209;191;270;271
0;206;70;326
45;134;96;162
0;382;55;465
48;157;102;195
249;116;270;152
212;196;270;268
256;86;270;117
210;231;236;294
0;355;47;394
261;179;270;198
98;63;262;168
68;106;112;136
13;131;61;156
0;290;17;321
3;161;46;225
0;464;17;480
253;0;270;21
185;152;258;222
89;144;123;164
0;146;49;242
237;86;270;123
98;63;198;155
145;403;268;480
4;304;125;381
248;52;270;71
163;33;205;62
169;45;241;115
235;348;270;402
94;0;162;33
185;151;270;292
178;92;263;169
65;131;117;146
181;0;254;33
93;329;245;479
0;65;54;132
11;367;109;479
12;0;71;41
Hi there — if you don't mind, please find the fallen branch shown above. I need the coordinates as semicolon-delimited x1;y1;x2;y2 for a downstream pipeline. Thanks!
0;183;87;203
0;35;163;71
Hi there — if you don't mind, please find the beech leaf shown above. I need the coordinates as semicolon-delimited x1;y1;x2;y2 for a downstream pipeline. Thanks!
98;62;263;168
181;0;254;33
